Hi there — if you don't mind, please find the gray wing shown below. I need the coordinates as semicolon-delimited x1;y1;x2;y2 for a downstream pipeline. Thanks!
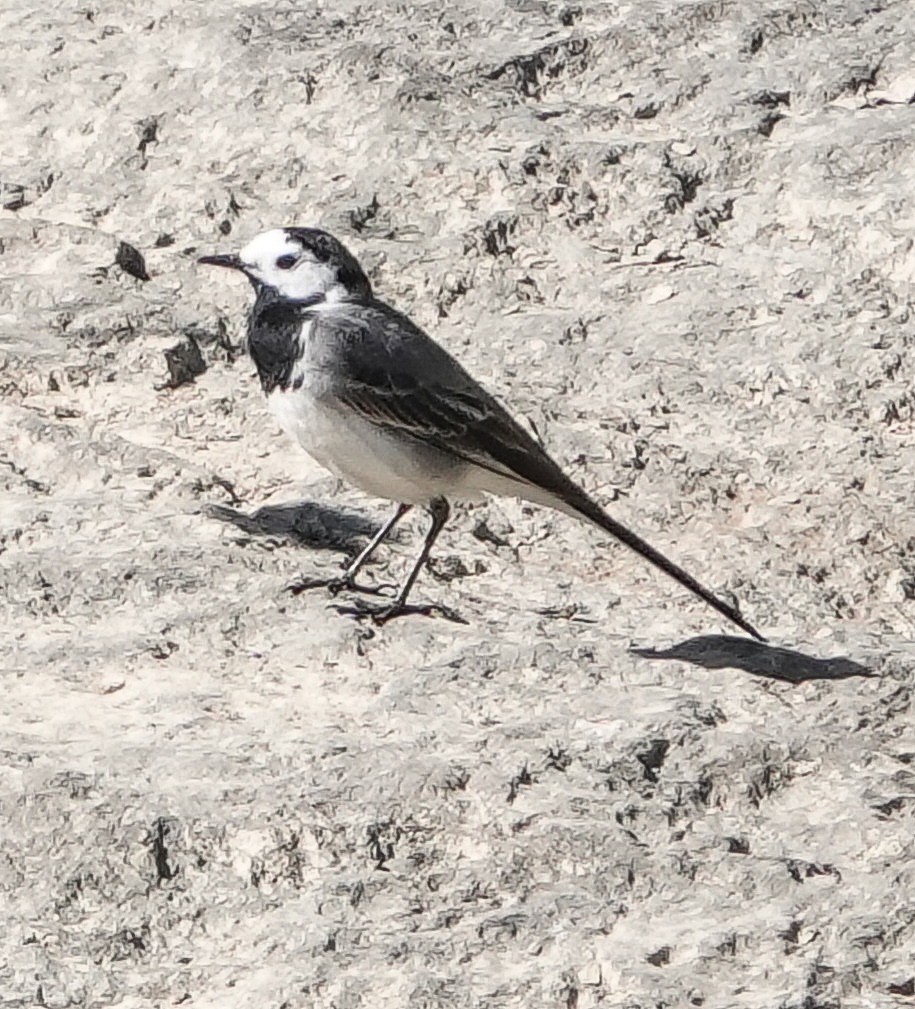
309;302;581;501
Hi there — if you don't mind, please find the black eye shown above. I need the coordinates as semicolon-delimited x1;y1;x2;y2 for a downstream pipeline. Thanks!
275;254;297;270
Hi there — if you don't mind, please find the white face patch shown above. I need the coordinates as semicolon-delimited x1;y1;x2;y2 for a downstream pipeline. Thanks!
239;228;338;301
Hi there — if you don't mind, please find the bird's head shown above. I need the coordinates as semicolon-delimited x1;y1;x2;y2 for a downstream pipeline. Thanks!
198;227;372;305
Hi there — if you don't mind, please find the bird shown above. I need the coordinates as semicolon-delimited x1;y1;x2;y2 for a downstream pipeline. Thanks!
198;226;764;639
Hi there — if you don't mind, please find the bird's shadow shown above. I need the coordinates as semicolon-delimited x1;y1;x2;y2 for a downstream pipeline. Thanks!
631;635;874;684
207;500;382;553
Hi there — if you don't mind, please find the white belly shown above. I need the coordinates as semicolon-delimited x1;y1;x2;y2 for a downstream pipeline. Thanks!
267;383;454;505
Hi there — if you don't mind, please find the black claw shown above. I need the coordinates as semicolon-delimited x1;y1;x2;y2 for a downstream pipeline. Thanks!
287;574;396;598
287;575;342;596
371;603;426;625
333;598;467;625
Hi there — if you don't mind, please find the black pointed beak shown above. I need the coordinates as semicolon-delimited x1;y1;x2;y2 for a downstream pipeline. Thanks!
197;253;244;271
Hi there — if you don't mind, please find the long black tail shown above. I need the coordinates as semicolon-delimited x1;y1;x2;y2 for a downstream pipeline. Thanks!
566;490;765;641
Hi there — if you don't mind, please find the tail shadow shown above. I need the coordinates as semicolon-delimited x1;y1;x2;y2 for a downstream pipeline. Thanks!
631;635;874;684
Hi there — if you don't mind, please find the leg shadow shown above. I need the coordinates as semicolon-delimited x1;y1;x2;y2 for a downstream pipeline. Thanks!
631;635;874;684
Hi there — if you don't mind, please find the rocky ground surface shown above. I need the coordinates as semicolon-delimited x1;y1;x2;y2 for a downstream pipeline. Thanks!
2;0;915;1006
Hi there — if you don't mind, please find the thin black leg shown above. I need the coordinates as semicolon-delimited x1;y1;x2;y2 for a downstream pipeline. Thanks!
391;497;450;610
352;497;455;624
342;502;412;583
329;498;466;624
289;502;411;597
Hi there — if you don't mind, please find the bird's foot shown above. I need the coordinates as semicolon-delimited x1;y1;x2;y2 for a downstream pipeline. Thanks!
287;574;349;596
287;574;394;598
333;597;468;626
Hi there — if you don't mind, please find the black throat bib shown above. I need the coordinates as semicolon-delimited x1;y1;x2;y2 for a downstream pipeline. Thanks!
247;288;324;394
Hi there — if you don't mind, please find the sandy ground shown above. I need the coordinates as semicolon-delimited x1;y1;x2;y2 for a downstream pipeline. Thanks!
2;0;915;1005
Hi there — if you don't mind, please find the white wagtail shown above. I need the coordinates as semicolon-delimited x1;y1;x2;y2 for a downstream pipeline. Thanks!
199;227;763;639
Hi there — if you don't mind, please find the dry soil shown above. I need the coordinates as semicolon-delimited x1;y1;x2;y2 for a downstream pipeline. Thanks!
2;1;915;1006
